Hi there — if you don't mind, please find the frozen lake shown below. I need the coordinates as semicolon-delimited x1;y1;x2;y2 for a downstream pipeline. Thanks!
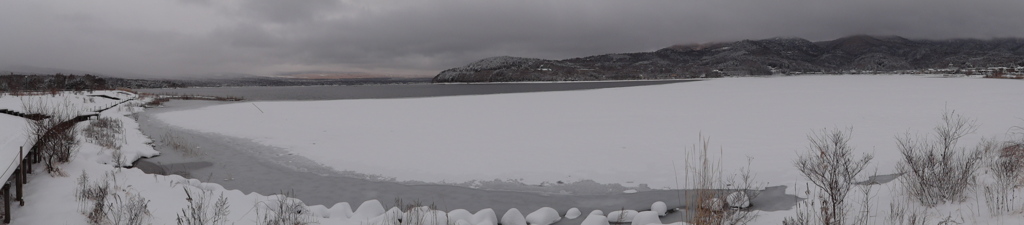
135;75;1024;223
135;80;725;218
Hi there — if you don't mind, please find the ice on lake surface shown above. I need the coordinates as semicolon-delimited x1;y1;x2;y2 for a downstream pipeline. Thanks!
136;75;1024;220
137;80;732;214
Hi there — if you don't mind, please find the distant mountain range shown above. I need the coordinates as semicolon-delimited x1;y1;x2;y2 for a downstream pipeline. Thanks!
432;35;1024;83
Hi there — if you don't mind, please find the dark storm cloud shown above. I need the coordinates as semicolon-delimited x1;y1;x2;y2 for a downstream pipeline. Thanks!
1;0;1023;78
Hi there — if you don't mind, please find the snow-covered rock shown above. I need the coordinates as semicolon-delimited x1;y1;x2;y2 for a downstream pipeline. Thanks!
449;209;474;223
472;208;498;225
607;210;638;223
727;191;751;208
501;208;527;225
565;208;582;219
651;201;668;216
581;214;610;225
308;205;330;218
383;207;403;220
589;210;604;216
525;207;561;225
455;219;474;225
352;200;386;220
329;202;353;219
630;211;661;225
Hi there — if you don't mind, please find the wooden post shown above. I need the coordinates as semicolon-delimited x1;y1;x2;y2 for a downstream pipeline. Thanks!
3;182;10;224
21;147;29;176
13;169;20;207
15;150;22;207
20;148;27;181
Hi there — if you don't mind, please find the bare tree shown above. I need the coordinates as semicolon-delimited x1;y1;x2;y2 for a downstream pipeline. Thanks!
793;128;873;225
22;97;79;175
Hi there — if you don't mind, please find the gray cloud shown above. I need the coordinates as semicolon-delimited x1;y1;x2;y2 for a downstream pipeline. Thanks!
1;0;1023;78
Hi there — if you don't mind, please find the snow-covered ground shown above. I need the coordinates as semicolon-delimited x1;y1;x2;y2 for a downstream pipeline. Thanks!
155;75;1024;190
4;75;1024;224
0;91;135;187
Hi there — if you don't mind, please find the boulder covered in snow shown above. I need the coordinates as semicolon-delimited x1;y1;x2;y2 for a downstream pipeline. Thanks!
472;208;498;225
525;207;561;225
651;201;668;216
630;211;661;225
727;191;751;208
449;209;474;223
329;202;354;219
384;207;403;220
607;210;638;223
502;208;527;225
581;214;610;225
589;210;604;216
352;200;386;220
308;205;331;218
565;208;582;219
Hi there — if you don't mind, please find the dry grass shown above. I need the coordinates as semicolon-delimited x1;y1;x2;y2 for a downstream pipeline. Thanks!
681;135;760;225
76;171;151;225
255;192;316;225
83;116;126;150
176;186;230;225
982;138;1024;215
160;132;204;157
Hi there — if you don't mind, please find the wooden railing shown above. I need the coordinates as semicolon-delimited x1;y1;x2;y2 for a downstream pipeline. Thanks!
0;97;134;223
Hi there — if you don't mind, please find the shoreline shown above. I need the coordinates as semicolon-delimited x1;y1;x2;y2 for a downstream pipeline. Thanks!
132;99;796;220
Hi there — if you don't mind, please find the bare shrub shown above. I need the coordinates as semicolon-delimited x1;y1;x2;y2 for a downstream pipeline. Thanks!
896;110;984;207
682;135;761;225
76;171;151;225
76;171;111;225
23;97;80;175
256;192;316;225
176;187;230;225
791;128;872;225
76;171;110;206
782;184;814;225
885;196;928;225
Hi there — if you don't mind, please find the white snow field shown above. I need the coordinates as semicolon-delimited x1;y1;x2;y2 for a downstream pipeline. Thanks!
156;75;1024;190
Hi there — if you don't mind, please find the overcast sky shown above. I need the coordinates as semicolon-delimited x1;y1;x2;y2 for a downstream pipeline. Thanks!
1;0;1022;78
